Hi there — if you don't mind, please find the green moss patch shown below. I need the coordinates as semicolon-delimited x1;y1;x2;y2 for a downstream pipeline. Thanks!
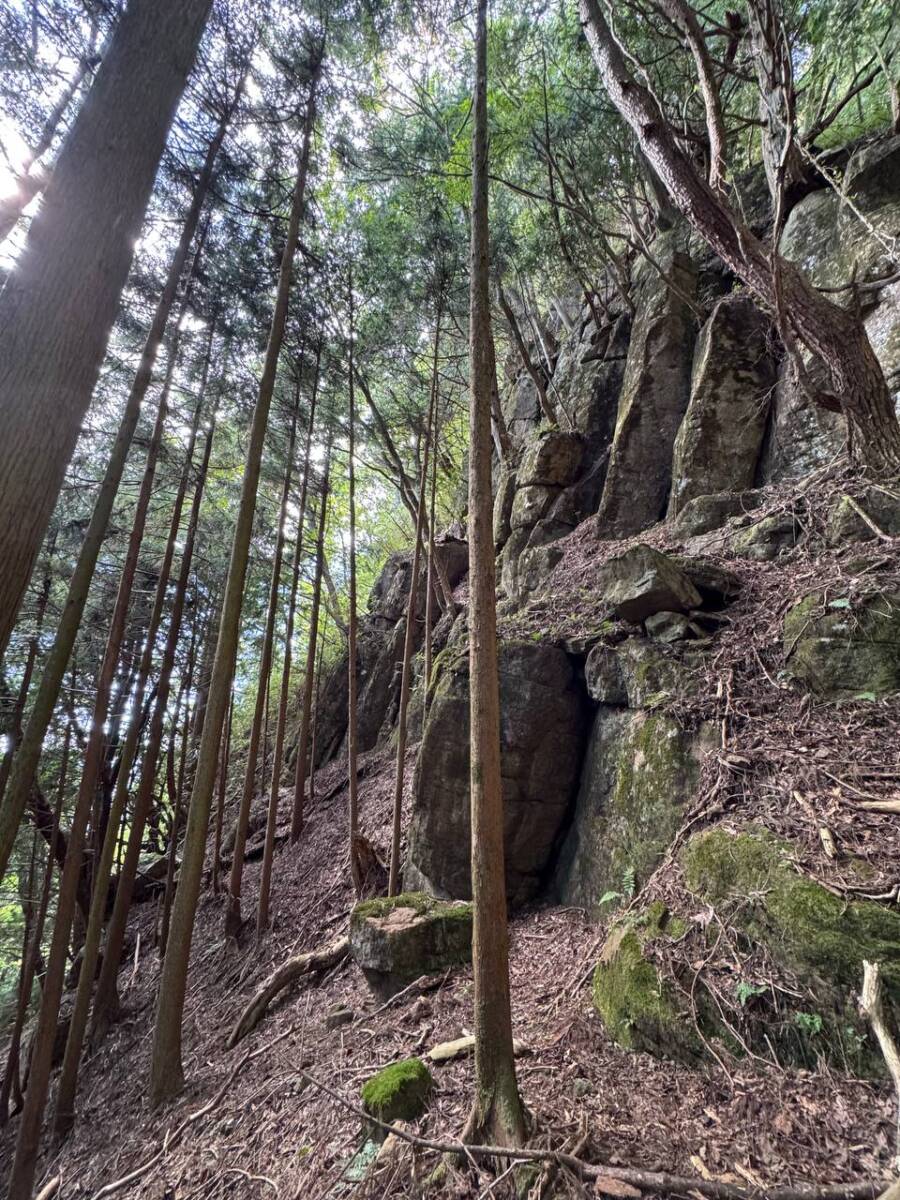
352;892;437;922
361;1058;433;1126
592;905;702;1063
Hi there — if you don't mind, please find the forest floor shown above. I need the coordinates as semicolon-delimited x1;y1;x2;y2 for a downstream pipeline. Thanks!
5;466;900;1199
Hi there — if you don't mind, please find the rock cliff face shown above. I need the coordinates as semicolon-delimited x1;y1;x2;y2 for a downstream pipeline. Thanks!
309;131;900;1077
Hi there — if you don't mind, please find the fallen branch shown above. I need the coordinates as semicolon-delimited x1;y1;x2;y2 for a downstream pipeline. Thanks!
227;936;349;1048
35;1177;61;1200
300;1070;884;1200
861;961;900;1168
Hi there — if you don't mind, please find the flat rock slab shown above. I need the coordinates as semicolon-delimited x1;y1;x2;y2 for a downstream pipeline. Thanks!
349;893;473;999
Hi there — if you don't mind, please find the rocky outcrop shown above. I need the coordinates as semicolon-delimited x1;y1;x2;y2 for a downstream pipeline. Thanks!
597;239;698;537
600;545;701;623
303;539;468;768
349;893;473;999
407;641;588;906
556;710;714;910
784;589;900;698
669;295;775;515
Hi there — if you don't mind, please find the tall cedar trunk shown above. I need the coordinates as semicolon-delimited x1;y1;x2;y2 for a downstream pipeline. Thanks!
289;442;332;845
387;310;441;895
0;541;54;805
257;356;319;935
0;764;62;1126
424;364;440;704
90;407;215;1044
0;0;213;661
49;329;213;1138
4;286;216;1200
578;0;900;473
224;392;301;938
161;681;195;956
0;13;101;245
347;276;362;896
212;694;234;897
0;103;229;883
150;56;321;1104
463;0;526;1148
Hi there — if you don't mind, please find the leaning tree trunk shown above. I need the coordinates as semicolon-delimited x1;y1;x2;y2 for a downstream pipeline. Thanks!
463;0;526;1149
150;54;322;1104
256;357;319;935
0;101;228;883
51;352;211;1138
89;405;215;1045
578;0;900;474
0;0;214;662
225;393;300;939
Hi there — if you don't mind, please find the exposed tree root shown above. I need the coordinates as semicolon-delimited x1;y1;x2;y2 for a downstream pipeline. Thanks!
226;936;349;1048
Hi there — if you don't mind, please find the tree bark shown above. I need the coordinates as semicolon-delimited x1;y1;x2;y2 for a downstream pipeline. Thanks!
90;403;215;1045
0;0;214;662
387;309;441;896
463;0;526;1149
290;443;331;845
347;276;362;898
0;100;228;884
149;50;322;1105
224;388;301;938
256;354;320;936
51;356;211;1137
578;0;900;474
212;693;233;898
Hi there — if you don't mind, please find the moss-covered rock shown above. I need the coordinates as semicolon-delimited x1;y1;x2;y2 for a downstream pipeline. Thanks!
361;1058;433;1128
683;829;900;999
826;488;900;546
591;904;701;1062
555;708;714;908
784;590;900;698
731;512;799;561
349;893;473;999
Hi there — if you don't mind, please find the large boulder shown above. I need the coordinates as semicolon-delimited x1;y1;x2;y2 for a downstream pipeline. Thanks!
671;489;764;538
601;545;701;623
784;589;900;698
407;641;588;906
518;429;583;487
597;239;698;537
555;708;714;910
349;893;473;999
669;296;775;516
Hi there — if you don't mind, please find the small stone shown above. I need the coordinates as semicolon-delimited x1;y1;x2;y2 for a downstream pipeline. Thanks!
324;1005;354;1030
573;1077;593;1098
644;611;690;643
601;545;701;623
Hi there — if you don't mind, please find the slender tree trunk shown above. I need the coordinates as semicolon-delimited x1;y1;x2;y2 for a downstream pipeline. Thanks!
497;280;556;426
0;0;214;662
578;0;900;473
289;441;331;845
346;276;362;897
387;309;441;896
89;401;215;1045
0;539;54;806
745;0;807;205
160;691;193;957
0;105;228;883
50;332;213;1138
256;356;320;936
225;392;301;938
463;0;526;1148
150;55;322;1105
424;383;440;706
212;693;233;897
